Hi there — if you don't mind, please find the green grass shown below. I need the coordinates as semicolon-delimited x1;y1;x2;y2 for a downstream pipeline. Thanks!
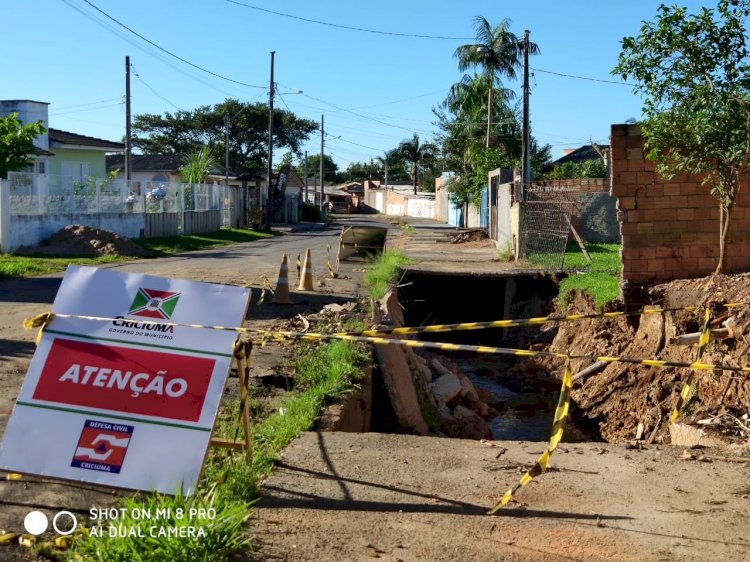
135;228;277;256
0;254;131;279
65;489;255;562
362;250;411;300
555;242;622;308
0;228;276;280
60;338;367;562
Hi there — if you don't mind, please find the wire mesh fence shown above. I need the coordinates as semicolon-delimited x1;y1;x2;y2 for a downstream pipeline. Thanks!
518;179;618;270
519;183;578;269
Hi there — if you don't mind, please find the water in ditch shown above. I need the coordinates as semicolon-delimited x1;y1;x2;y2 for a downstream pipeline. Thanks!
462;355;557;441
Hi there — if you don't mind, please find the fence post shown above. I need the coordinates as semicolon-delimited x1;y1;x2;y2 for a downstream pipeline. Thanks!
0;179;10;253
95;178;101;213
36;173;44;215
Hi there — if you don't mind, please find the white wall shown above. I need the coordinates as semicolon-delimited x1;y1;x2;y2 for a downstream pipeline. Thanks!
406;198;434;219
7;213;145;252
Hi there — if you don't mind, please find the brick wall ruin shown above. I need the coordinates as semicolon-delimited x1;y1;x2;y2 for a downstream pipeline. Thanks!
611;124;750;285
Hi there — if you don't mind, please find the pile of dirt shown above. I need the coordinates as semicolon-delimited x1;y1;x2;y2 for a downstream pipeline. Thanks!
448;229;489;244
548;273;750;444
15;225;152;258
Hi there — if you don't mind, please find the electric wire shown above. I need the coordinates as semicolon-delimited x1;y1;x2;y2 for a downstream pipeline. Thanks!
224;0;473;40
76;0;265;89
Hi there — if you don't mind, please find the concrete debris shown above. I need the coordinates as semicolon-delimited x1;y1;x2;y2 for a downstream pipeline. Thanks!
430;373;462;404
669;423;727;448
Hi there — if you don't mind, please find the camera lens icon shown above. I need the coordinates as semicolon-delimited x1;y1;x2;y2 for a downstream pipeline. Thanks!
23;510;78;536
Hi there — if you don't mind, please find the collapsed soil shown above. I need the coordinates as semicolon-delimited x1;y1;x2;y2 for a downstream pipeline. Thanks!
15;225;152;258
543;273;750;443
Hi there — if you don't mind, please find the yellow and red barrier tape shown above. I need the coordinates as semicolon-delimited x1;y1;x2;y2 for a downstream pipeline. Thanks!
488;360;572;513
669;308;712;424
23;312;750;375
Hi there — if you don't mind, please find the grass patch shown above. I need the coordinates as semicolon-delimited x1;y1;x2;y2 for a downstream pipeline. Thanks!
362;250;411;300
62;337;368;561
136;228;277;256
66;489;254;562
0;254;130;280
0;228;276;280
554;242;622;309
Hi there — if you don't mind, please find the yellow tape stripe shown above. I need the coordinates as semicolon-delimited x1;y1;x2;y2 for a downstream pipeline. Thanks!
670;308;712;424
488;362;572;514
326;302;749;337
28;313;750;374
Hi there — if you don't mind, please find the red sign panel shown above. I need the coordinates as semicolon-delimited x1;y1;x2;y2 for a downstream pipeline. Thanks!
33;339;215;422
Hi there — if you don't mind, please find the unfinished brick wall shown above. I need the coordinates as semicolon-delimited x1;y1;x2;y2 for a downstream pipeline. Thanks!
611;123;750;285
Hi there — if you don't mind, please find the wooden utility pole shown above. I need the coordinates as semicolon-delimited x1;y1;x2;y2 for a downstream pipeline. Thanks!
224;113;230;186
319;115;324;212
125;56;132;183
304;150;308;203
521;30;531;185
265;51;275;230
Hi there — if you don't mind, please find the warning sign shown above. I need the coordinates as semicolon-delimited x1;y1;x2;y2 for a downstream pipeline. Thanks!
0;266;250;494
33;338;215;422
71;420;134;474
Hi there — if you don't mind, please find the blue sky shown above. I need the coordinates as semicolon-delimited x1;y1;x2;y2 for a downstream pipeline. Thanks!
2;1;713;169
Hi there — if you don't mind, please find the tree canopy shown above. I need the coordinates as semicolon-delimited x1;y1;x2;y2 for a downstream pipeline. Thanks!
614;0;750;273
132;99;318;176
397;133;438;194
0;113;46;179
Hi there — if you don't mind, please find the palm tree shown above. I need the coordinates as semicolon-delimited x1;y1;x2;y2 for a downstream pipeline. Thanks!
443;73;516;163
454;16;539;148
397;133;437;195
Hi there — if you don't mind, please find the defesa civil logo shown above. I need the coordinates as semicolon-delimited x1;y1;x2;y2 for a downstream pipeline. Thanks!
128;288;180;320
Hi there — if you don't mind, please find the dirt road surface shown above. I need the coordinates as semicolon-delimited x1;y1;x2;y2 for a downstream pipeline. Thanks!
254;432;750;562
2;217;750;561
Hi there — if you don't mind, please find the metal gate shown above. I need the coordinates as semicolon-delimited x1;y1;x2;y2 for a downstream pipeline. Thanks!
519;184;578;269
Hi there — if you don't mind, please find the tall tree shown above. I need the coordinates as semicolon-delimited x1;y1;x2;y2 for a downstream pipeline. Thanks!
614;0;750;273
295;154;338;183
132;99;317;176
0;113;46;179
397;133;438;194
454;16;539;148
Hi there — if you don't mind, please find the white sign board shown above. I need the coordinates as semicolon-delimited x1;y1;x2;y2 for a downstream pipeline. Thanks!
0;266;250;494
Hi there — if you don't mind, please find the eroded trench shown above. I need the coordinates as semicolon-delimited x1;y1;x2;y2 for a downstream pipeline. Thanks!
326;270;599;443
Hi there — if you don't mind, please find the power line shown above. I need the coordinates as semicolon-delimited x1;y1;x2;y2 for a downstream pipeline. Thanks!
50;102;124;116
50;97;123;111
224;0;472;40
130;64;182;110
325;132;387;153
74;0;265;89
532;67;634;86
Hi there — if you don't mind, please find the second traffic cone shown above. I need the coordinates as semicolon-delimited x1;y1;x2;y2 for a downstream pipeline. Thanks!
273;254;292;304
298;248;314;291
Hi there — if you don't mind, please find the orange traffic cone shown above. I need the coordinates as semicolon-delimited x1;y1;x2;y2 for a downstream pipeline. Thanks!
298;248;314;291
273;254;292;304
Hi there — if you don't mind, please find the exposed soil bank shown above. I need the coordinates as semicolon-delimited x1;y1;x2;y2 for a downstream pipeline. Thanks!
551;274;750;443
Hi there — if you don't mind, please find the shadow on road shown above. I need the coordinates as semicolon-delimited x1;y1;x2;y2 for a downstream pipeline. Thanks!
0;277;61;305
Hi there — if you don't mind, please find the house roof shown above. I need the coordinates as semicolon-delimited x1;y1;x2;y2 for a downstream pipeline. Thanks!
553;145;609;165
107;154;192;173
49;128;124;151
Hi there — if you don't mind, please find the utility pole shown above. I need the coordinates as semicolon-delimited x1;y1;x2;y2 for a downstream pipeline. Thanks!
384;159;388;190
521;30;531;185
265;51;275;231
319;115;324;212
125;56;132;184
304;150;308;203
224;113;230;186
